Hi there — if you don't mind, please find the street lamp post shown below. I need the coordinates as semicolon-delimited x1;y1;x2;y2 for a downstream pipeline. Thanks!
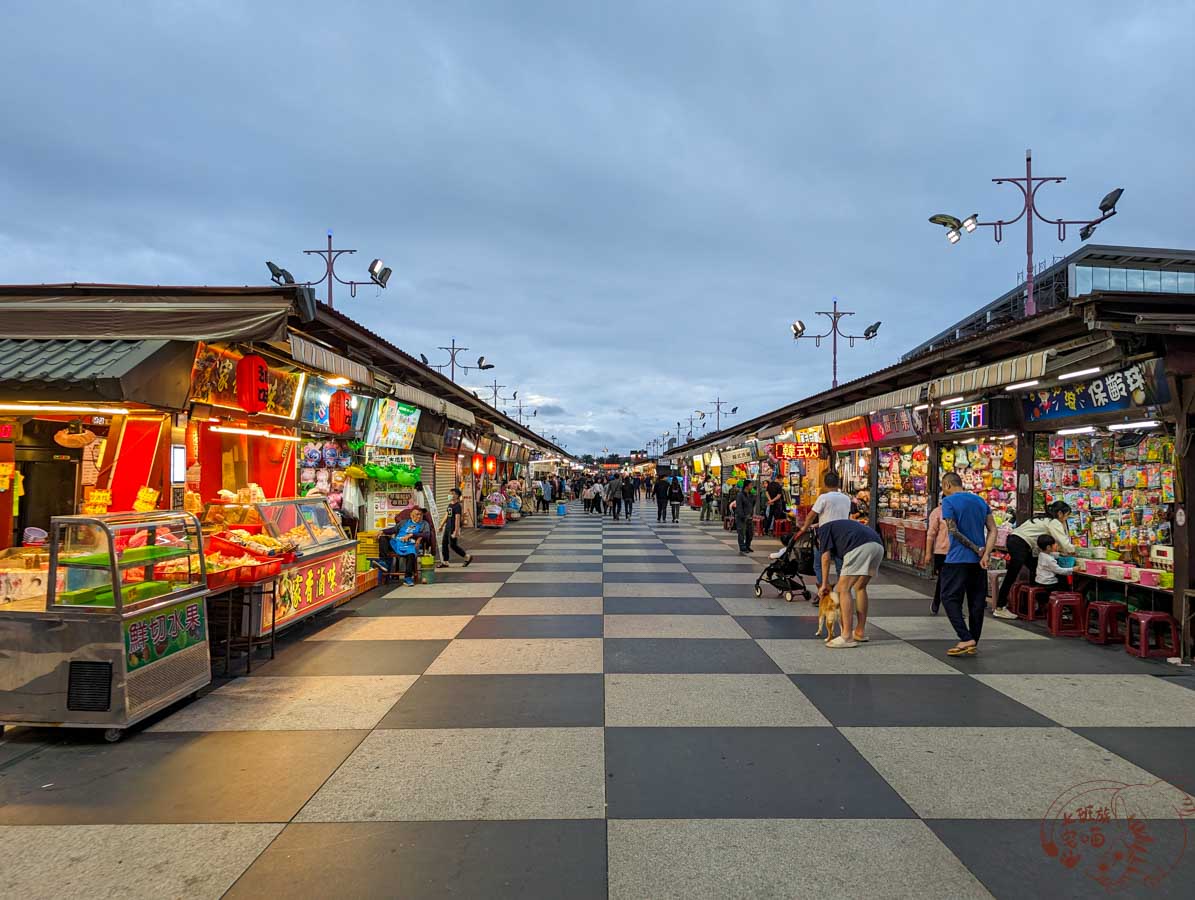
511;398;537;424
423;338;495;382
791;297;881;389
929;149;1124;316
706;398;738;431
267;229;391;310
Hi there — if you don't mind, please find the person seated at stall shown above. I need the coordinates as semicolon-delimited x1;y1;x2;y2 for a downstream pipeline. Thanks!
1034;533;1075;601
382;508;433;586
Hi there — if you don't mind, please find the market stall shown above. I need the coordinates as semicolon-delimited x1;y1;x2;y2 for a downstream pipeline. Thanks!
932;399;1020;528
826;416;872;524
870;407;931;571
0;510;210;742
769;425;828;519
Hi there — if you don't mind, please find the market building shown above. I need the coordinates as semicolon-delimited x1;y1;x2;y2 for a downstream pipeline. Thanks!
666;244;1195;659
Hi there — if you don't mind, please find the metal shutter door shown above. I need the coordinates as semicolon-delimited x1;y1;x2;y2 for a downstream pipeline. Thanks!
434;452;458;518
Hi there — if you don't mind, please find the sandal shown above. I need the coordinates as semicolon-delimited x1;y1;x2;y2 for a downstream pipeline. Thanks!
853;633;869;643
947;644;977;656
463;556;473;567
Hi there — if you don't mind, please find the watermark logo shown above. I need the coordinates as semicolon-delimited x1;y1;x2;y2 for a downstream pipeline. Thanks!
1041;780;1195;892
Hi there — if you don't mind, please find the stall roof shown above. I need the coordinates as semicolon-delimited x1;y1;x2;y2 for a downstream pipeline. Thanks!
0;283;313;343
0;338;198;409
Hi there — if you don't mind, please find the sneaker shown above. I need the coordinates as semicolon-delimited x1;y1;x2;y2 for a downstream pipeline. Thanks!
993;607;1017;620
770;549;786;559
404;577;415;586
826;636;859;649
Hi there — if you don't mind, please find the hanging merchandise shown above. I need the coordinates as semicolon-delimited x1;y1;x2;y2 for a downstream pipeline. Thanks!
237;353;270;414
298;439;354;510
938;438;1018;526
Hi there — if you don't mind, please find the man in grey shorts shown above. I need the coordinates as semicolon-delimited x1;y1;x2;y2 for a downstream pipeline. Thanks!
816;518;885;648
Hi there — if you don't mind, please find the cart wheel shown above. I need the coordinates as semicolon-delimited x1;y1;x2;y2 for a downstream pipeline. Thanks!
784;591;795;603
103;728;123;744
802;589;812;601
753;585;762;598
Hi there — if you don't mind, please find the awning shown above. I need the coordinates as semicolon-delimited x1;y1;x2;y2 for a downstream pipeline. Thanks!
828;383;928;421
389;380;444;415
0;338;198;409
288;335;373;387
931;350;1049;398
3;289;299;342
442;399;475;427
493;425;518;443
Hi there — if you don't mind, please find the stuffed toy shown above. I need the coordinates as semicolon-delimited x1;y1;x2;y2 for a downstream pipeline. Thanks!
1002;445;1017;466
302;443;323;467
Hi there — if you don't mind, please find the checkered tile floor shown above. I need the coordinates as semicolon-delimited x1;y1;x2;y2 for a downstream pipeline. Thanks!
3;501;1195;898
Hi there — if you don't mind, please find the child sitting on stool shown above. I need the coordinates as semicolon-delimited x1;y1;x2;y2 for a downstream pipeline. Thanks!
383;508;433;586
1035;533;1075;599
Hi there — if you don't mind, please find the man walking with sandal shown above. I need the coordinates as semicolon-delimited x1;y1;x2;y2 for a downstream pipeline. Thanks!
938;471;997;657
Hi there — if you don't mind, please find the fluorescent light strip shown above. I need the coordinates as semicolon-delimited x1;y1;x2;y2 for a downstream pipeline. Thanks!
1108;420;1159;431
1057;367;1101;381
1005;379;1039;391
0;403;131;416
1056;426;1095;436
912;404;929;411
938;397;966;407
210;425;301;442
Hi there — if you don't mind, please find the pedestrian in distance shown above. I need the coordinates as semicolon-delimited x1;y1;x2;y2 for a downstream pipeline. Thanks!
582;481;594;514
654;475;670;522
730;480;756;553
667;475;685;523
815;518;884;647
621;474;636;520
922;503;952;614
441;487;473;567
593;478;605;515
763;479;786;537
938;471;997;656
699;475;717;522
609;474;624;520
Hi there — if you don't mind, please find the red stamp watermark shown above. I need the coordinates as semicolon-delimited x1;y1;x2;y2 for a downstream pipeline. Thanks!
1041;780;1195;892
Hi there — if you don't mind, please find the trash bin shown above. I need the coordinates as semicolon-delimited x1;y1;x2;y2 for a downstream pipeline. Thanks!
556;501;567;516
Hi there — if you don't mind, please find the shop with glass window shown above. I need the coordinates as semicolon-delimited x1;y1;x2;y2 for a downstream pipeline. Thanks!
870;406;931;570
826;416;872;525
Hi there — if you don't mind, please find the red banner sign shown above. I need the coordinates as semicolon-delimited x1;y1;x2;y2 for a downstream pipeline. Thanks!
262;549;357;636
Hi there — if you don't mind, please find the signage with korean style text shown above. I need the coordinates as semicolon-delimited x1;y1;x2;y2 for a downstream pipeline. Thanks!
771;442;822;460
124;598;206;671
1022;359;1170;422
720;447;752;465
940;402;988;433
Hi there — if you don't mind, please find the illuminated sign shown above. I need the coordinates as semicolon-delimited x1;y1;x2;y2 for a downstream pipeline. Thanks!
772;442;822;460
794;426;825;444
943;403;988;432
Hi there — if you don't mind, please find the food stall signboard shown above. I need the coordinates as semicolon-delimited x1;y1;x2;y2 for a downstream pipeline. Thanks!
772;442;822;460
940;403;987;432
826;416;870;450
870;407;923;442
794;426;824;444
1022;359;1170;422
189;343;302;419
124;598;207;672
268;549;357;635
721;447;752;465
365;399;421;449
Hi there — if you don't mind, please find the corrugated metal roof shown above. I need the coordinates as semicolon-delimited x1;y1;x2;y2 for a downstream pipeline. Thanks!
0;338;168;387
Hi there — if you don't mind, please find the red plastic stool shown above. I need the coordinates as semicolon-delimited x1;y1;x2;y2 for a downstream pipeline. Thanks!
1086;600;1127;645
1012;585;1051;621
773;519;794;539
1047;592;1086;637
1007;583;1028;618
752;515;765;536
1126;611;1180;659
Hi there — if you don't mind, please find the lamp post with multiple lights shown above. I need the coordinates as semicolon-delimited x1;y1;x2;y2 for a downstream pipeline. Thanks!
704;398;738;431
791;297;881;389
420;338;495;382
267;230;390;311
929;149;1124;316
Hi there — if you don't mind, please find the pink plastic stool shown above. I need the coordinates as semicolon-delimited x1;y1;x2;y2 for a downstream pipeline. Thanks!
1125;611;1180;659
1085;601;1127;645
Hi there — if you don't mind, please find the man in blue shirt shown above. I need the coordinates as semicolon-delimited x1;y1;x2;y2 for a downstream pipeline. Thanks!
938;471;997;656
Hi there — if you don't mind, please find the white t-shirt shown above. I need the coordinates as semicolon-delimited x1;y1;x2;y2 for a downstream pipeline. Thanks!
812;490;851;523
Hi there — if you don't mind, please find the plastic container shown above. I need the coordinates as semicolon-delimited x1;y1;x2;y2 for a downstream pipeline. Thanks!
1090;547;1108;560
208;533;272;560
238;559;282;583
1056;556;1076;568
1159;572;1175;589
1120;566;1139;583
1138;569;1162;588
1104;563;1125;580
206;566;241;590
1084;561;1107;577
1104;549;1121;562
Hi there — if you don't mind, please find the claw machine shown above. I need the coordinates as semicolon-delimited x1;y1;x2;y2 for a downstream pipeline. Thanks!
0;511;210;742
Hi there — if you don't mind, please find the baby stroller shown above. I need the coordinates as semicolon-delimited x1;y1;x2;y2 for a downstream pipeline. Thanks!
753;534;814;602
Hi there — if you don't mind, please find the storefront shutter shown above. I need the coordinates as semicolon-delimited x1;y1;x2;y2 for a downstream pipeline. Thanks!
434;452;458;520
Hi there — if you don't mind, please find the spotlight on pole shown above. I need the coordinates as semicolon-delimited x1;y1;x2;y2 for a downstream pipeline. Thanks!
1079;223;1097;241
368;258;392;288
863;321;882;340
791;320;806;339
947;229;962;244
266;261;295;285
419;353;429;365
962;213;979;233
1098;187;1124;214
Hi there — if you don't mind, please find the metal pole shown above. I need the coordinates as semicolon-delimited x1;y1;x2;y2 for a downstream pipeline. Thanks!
831;298;840;389
327;233;335;309
1025;149;1036;317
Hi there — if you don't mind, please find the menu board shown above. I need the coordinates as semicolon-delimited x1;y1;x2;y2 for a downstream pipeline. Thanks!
365;399;420;449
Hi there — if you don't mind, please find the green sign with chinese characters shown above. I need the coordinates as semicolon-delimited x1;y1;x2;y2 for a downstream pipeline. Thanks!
124;598;206;671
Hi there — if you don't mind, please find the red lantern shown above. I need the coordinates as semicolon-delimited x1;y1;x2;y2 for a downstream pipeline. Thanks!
485;455;497;476
328;390;353;434
236;354;270;414
472;453;484;476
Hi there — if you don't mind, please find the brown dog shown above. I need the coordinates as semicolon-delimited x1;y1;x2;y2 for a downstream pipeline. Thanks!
815;588;841;643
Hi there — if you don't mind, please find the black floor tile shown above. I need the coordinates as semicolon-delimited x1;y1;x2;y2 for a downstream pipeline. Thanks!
605;638;781;674
379;674;604;728
927;818;1195;900
709;582;783;599
790;674;1057;726
684;563;761;572
518;562;604;572
250;639;448;676
605;727;914;819
496;583;602;597
227;820;607;899
439;570;514;583
461;554;533;563
457;615;604;639
0;730;366;824
601;554;678;564
602;572;699;583
910;640;1173;674
1074;728;1195;797
352;596;491;617
602;596;727;615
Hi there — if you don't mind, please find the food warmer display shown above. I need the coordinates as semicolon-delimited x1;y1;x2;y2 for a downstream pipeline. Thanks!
201;497;358;637
0;511;210;743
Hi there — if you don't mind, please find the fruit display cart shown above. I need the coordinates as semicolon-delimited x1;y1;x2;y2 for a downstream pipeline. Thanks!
201;497;357;637
0;511;210;742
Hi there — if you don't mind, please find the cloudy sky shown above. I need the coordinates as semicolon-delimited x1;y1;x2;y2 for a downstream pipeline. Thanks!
3;1;1192;455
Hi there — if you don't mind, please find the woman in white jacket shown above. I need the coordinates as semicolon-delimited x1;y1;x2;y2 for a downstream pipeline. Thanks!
994;501;1073;619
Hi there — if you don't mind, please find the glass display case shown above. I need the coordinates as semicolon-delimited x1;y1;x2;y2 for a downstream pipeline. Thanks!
202;497;350;558
0;511;211;742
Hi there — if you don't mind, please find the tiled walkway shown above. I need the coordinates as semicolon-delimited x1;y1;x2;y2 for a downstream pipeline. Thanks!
3;502;1195;898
